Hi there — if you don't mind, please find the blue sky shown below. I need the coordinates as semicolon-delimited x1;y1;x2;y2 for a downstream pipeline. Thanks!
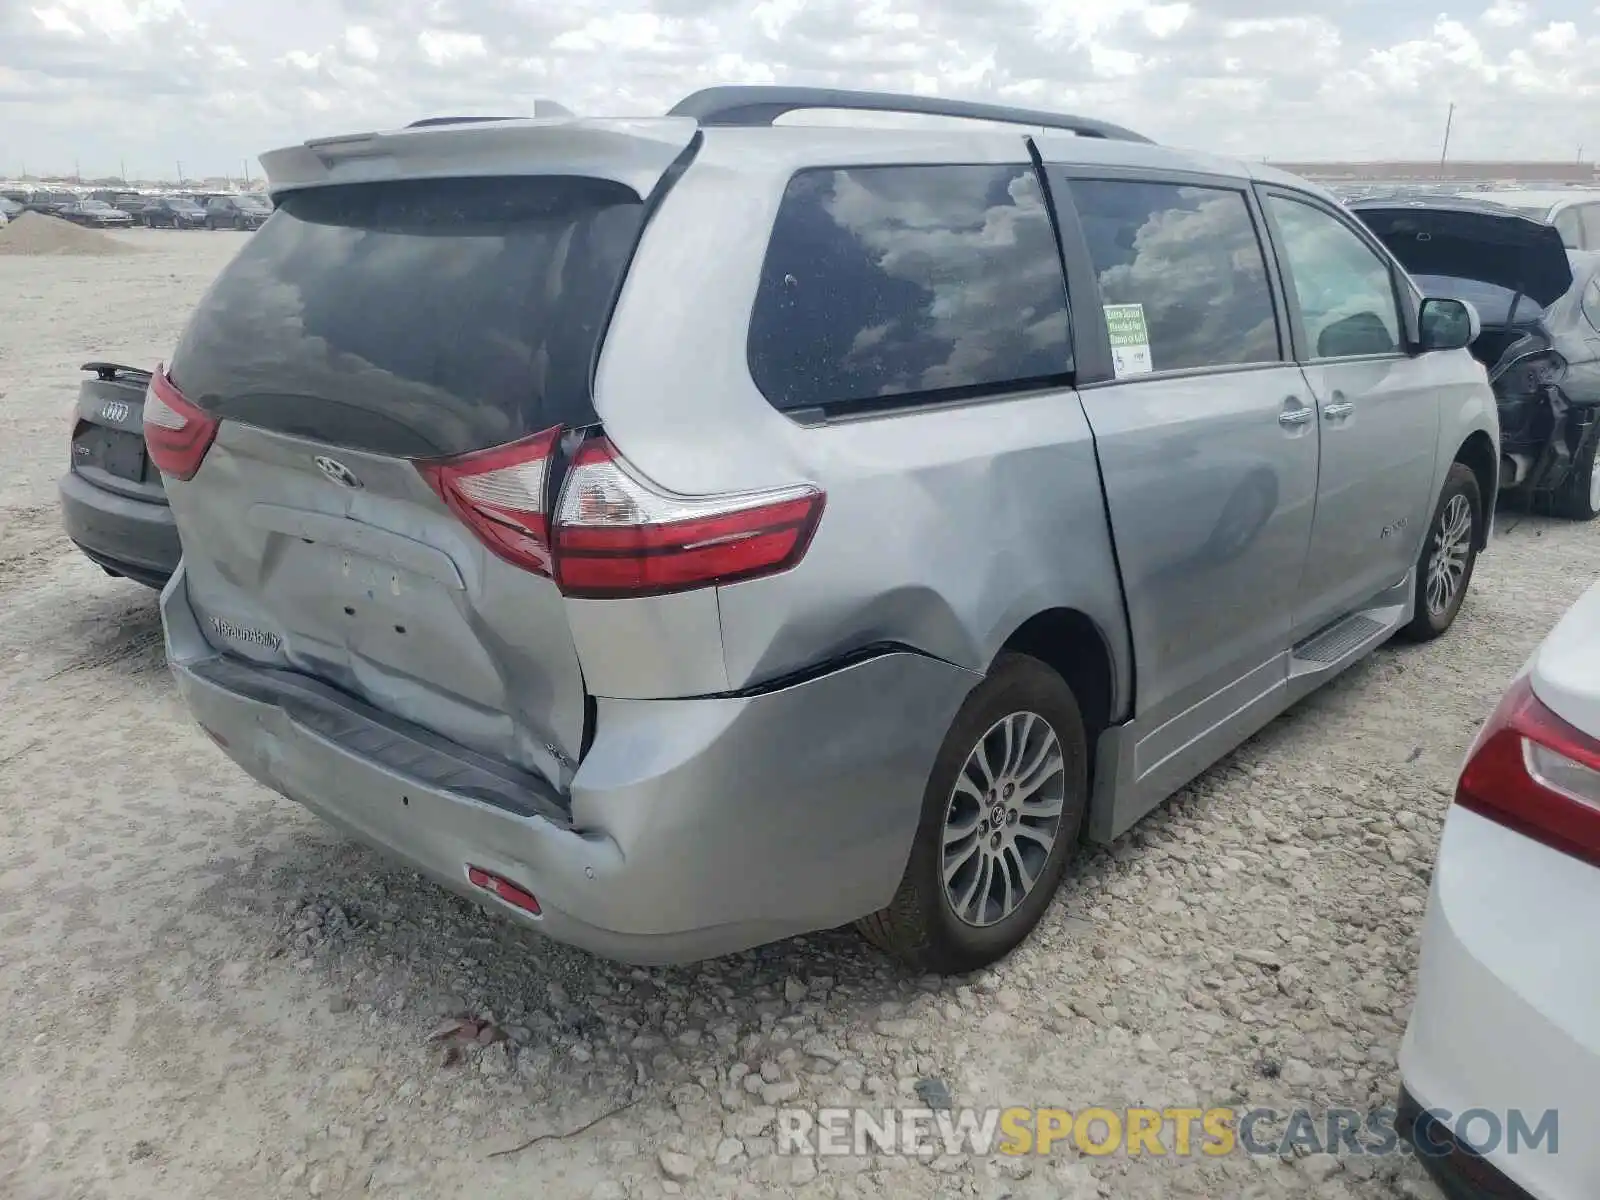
2;0;1597;178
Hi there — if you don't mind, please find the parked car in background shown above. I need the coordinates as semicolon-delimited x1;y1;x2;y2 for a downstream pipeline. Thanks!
204;194;271;229
59;363;180;589
140;196;208;229
1454;188;1600;252
1353;195;1600;519
1397;578;1600;1200
148;87;1498;972
58;200;134;228
22;190;78;216
89;190;151;218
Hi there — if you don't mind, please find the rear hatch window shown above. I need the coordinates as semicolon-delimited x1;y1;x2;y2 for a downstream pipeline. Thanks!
168;175;644;458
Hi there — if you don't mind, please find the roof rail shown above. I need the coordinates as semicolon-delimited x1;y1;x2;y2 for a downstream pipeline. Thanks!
407;101;575;129
666;85;1153;144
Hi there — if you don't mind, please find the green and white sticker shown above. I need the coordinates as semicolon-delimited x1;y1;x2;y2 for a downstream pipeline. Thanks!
1104;303;1153;378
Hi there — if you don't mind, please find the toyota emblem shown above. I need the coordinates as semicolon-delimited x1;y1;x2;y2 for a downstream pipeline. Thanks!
314;456;362;488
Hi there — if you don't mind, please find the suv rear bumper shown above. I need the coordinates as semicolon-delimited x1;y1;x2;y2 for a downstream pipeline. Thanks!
60;470;179;589
161;567;977;964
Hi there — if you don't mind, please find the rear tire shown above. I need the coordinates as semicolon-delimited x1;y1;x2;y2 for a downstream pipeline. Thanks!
1551;431;1600;521
1398;463;1481;642
856;652;1088;974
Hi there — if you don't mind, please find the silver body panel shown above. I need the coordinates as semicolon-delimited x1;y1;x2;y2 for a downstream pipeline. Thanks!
159;113;1500;963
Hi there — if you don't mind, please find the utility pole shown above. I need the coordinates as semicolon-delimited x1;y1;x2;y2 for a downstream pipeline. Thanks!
243;158;250;187
120;157;126;184
73;157;80;183
176;160;183;186
1438;103;1454;179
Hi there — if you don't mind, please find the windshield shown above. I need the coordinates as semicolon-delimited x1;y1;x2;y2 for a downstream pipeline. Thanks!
168;199;202;212
81;200;111;210
236;196;270;210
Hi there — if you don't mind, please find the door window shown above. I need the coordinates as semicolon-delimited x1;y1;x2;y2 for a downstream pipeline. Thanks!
1582;275;1600;334
1581;205;1600;253
1265;195;1404;359
747;164;1071;412
1554;207;1583;250
1068;178;1280;373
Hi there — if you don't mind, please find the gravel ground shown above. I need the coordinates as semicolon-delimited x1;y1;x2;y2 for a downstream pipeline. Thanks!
1;228;1589;1200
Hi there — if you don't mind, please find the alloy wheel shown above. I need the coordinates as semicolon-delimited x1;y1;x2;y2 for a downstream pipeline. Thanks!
1425;493;1473;617
940;711;1066;927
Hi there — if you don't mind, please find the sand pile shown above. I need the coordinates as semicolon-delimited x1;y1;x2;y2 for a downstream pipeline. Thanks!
0;211;142;256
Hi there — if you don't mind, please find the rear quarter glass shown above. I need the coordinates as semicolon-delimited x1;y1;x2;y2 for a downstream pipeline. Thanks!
167;176;645;459
746;162;1072;414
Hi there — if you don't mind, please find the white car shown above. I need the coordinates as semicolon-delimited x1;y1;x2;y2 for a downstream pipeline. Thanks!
1398;580;1600;1199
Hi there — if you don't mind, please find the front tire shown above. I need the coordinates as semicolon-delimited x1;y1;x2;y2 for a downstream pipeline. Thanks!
1552;430;1600;521
1398;462;1481;642
856;652;1088;974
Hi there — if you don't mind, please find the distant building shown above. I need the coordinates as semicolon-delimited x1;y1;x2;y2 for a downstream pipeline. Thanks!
1271;160;1600;185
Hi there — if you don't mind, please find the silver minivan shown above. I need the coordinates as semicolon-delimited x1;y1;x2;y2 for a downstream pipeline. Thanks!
149;87;1500;973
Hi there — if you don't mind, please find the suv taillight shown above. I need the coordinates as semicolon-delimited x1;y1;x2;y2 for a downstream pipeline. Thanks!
554;437;825;598
143;367;218;481
417;430;825;597
416;428;563;577
1455;673;1600;869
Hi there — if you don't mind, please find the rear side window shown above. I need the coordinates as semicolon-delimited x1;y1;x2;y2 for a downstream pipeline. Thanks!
747;164;1071;413
169;176;643;458
1069;179;1280;374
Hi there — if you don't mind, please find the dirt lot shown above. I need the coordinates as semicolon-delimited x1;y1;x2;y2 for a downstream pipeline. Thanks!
0;227;1589;1200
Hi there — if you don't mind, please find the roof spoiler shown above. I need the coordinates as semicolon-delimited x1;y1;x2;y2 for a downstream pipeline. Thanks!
407;100;575;128
666;85;1153;144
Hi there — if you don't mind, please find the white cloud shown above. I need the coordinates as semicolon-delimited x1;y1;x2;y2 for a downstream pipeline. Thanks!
1142;4;1191;38
3;0;1600;177
343;26;380;64
416;29;487;66
1481;1;1529;26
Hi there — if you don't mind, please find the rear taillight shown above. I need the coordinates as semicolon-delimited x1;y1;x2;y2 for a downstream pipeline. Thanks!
416;428;563;577
143;369;217;483
552;437;824;599
143;367;218;481
415;431;825;598
1456;674;1600;868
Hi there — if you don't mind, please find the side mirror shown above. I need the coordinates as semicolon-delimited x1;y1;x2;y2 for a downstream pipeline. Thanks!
1418;297;1479;353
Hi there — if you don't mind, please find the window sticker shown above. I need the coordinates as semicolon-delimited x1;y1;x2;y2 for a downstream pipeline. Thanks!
1104;303;1154;377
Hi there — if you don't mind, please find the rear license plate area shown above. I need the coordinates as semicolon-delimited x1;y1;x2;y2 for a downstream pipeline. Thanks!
75;425;149;482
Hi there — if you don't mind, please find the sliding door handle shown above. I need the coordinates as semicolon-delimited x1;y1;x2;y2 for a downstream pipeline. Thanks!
1323;402;1356;420
1279;406;1316;426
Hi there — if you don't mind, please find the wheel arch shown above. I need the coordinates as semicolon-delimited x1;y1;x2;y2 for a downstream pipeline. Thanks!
996;607;1120;750
1453;430;1497;549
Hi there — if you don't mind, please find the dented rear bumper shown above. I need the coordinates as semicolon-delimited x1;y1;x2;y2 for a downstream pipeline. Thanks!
160;564;978;964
